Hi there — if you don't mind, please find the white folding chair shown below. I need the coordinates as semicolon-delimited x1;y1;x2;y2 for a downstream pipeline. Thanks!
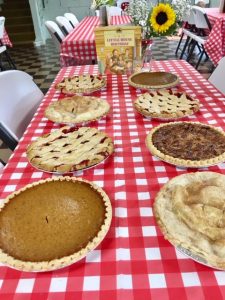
185;6;212;68
176;8;196;58
64;13;79;28
0;16;16;70
45;20;65;52
208;57;225;95
56;16;74;35
0;70;44;150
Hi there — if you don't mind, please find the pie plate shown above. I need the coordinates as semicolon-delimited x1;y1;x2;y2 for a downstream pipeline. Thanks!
0;177;112;272
176;245;225;271
128;72;180;90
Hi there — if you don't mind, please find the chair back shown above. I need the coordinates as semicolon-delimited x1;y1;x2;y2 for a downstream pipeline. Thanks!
0;70;44;149
0;16;5;39
64;13;79;28
208;57;225;95
192;5;211;30
56;16;73;35
45;20;65;51
183;8;195;25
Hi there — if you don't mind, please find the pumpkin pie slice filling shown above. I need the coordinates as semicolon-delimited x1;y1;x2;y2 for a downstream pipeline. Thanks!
0;177;112;271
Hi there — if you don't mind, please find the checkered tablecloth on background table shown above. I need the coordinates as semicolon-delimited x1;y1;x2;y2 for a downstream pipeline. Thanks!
60;16;132;67
1;60;225;299
110;15;131;25
204;8;225;66
1;29;12;47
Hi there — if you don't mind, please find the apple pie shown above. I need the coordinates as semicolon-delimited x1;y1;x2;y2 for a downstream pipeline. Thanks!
134;90;200;120
55;74;106;94
45;95;110;124
26;126;114;173
0;177;112;272
154;172;225;269
146;122;225;167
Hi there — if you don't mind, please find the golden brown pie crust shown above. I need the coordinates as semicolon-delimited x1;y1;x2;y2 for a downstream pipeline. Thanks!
154;172;225;269
0;177;112;272
134;90;200;119
146;122;225;167
26;126;114;173
55;75;106;94
45;95;110;124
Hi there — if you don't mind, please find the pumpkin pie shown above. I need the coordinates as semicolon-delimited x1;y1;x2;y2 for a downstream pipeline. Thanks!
0;177;112;272
154;172;225;269
128;72;180;90
55;74;106;94
45;95;110;124
26;126;114;173
134;90;200;120
146;122;225;167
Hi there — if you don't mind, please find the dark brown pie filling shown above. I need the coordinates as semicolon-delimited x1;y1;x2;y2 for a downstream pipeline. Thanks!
152;123;225;160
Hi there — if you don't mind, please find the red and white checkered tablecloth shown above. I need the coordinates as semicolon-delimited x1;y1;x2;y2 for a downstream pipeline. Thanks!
204;8;225;66
1;29;12;47
1;60;225;299
60;16;132;67
110;15;131;25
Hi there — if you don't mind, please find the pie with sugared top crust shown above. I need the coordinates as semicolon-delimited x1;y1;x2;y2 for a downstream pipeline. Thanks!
45;95;110;124
146;122;225;168
26;126;114;173
55;74;106;94
134;90;200;120
0;176;112;272
154;172;225;269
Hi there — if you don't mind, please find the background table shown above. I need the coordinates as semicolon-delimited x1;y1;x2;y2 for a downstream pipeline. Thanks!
1;60;225;299
1;29;12;47
60;16;132;67
204;8;225;65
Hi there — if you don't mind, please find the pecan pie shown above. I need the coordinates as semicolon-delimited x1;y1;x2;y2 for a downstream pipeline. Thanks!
146;122;225;168
45;96;110;124
0;177;112;272
55;74;106;94
134;90;200;120
154;172;225;269
26;127;114;173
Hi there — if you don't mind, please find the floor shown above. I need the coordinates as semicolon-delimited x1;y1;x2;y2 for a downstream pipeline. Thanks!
0;38;214;164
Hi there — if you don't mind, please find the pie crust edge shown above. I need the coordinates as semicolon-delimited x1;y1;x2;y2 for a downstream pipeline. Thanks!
153;171;225;269
146;121;225;167
0;176;112;272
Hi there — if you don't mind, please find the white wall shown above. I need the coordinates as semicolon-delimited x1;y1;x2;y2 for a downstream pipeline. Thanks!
29;0;92;45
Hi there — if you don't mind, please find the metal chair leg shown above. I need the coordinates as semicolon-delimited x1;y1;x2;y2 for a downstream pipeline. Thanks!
187;41;197;62
195;49;205;69
4;49;17;69
180;36;190;59
175;32;184;56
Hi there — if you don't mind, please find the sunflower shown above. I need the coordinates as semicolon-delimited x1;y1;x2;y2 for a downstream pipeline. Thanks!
150;3;176;34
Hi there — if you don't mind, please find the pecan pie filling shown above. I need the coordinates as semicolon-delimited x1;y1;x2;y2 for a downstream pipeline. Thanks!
152;123;225;160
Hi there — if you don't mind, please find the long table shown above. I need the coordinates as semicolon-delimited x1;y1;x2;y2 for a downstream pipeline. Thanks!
60;15;131;67
204;8;225;65
1;60;225;299
1;29;12;47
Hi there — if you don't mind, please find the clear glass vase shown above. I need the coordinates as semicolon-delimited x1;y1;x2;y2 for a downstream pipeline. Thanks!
142;39;154;72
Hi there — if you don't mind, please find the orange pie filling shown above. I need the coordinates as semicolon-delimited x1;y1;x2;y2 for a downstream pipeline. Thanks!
0;180;107;262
